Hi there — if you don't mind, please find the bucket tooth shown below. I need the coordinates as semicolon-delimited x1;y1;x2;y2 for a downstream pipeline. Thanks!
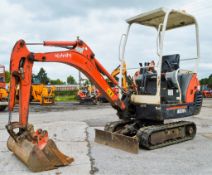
7;136;74;172
95;129;139;154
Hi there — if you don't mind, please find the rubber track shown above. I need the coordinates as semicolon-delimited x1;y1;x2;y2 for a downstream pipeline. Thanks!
137;121;196;150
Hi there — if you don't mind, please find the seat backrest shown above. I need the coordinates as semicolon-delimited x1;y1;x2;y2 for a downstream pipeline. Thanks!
162;54;180;73
165;70;179;89
179;73;193;102
0;77;4;82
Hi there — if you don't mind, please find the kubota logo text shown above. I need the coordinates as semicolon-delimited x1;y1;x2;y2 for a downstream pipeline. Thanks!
55;53;72;58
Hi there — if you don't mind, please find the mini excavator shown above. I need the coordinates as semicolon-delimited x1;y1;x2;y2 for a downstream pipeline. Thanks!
77;83;98;104
6;8;202;172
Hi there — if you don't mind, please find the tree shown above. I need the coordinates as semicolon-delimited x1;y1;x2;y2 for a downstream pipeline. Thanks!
208;75;212;88
50;79;65;85
200;74;212;88
67;75;77;84
200;78;208;85
84;79;90;86
36;68;49;84
5;70;10;83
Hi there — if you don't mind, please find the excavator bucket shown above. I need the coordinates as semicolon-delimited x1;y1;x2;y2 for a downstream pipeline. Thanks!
7;136;74;172
95;129;139;154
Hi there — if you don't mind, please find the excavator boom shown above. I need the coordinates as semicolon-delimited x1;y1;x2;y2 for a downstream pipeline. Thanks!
8;39;125;126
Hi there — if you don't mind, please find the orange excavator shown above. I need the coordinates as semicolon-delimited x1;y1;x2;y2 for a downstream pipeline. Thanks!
77;83;99;104
6;8;202;172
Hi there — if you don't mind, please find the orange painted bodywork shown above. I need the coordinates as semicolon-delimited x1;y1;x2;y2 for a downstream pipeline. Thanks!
9;39;125;127
185;73;199;103
78;91;87;99
33;129;49;150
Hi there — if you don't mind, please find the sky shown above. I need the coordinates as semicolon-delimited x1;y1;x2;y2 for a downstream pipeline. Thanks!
0;0;211;82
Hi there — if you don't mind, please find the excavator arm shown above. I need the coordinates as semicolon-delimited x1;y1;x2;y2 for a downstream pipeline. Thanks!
6;39;127;172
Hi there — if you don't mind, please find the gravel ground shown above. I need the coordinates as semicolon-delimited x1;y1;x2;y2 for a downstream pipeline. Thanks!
0;99;211;175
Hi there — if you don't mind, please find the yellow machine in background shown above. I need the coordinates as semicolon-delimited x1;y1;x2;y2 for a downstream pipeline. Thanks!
30;77;56;105
15;81;56;105
31;84;56;105
0;65;8;111
111;62;128;90
0;88;8;111
97;62;133;102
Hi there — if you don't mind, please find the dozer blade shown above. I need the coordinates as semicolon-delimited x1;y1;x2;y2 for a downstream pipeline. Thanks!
95;129;139;154
7;136;74;172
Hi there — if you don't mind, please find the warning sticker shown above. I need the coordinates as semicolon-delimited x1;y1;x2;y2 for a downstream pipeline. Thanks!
168;89;173;96
177;108;186;114
106;88;115;98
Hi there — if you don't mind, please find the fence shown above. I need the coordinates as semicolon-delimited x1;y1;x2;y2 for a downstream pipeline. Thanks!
49;84;79;91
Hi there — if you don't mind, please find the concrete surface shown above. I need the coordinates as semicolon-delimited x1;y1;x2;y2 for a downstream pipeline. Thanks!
0;99;212;175
0;101;111;113
0;121;90;175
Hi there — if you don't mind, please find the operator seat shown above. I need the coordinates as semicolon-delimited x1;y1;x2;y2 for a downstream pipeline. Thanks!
161;54;180;73
161;54;194;103
161;54;180;103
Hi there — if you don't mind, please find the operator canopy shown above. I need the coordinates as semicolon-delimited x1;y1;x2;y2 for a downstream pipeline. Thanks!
126;8;196;30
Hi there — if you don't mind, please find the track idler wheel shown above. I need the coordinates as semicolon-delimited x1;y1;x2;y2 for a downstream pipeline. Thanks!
6;124;74;172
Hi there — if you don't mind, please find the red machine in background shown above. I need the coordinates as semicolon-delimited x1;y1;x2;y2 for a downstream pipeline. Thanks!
201;85;212;98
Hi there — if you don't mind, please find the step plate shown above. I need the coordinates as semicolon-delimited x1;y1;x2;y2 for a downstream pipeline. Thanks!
95;129;139;154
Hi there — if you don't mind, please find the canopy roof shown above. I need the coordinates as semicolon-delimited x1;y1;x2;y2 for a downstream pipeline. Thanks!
126;8;196;30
